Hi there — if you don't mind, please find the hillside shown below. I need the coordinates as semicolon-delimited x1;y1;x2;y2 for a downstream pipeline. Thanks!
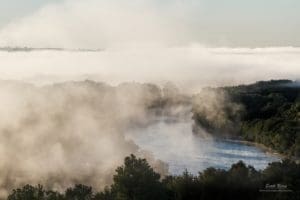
192;80;300;157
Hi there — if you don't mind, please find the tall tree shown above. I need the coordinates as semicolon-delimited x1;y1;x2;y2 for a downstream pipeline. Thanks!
111;154;166;200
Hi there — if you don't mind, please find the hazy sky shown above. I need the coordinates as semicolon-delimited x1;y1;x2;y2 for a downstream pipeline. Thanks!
0;0;61;25
0;0;299;47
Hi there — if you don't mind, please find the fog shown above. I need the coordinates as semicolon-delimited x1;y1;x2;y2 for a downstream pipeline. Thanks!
0;0;298;198
0;0;299;91
0;81;171;197
0;46;299;93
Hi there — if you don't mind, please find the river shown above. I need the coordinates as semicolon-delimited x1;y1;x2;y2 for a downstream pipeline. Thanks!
125;117;280;175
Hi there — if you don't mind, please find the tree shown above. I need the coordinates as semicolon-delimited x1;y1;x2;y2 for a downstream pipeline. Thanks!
93;187;114;200
65;184;93;200
111;154;166;200
7;185;45;200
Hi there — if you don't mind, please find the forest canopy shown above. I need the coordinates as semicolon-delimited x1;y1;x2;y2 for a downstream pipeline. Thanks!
7;155;300;200
192;80;300;158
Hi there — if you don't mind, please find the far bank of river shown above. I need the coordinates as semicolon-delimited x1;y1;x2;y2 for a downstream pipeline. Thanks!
216;138;286;158
218;138;300;163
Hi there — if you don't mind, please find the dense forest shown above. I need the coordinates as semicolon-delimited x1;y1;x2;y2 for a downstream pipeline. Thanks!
192;80;300;158
7;155;300;200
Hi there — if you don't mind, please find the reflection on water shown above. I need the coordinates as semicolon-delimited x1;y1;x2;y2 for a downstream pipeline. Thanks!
126;118;280;175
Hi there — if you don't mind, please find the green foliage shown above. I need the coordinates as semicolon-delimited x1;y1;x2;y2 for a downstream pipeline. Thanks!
192;80;300;157
263;159;300;191
65;184;93;200
111;154;167;200
7;185;63;200
6;156;300;200
163;170;202;200
93;187;114;200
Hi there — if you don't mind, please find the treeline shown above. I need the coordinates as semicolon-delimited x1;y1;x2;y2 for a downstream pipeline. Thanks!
192;80;300;157
7;155;300;200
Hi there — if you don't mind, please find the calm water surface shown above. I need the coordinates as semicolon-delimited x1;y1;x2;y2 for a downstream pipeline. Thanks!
126;118;280;175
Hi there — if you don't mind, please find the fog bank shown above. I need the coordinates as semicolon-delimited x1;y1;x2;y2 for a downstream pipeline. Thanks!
0;81;171;198
0;46;299;93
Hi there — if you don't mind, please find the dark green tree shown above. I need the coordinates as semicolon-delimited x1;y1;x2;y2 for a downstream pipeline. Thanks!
93;187;114;200
111;154;167;200
65;184;93;200
7;184;49;200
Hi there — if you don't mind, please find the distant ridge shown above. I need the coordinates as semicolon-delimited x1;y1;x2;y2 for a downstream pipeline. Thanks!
0;47;104;52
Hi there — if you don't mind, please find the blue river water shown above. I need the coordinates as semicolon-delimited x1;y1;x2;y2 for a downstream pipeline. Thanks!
126;118;280;175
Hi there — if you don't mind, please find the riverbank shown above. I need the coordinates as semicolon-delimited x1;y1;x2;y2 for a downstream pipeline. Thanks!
192;80;300;160
216;138;300;163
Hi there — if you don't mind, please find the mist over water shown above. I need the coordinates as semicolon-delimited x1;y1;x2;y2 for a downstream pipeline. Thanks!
126;116;280;175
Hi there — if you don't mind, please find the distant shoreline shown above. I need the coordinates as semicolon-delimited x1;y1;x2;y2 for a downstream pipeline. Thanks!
0;47;104;52
216;138;298;162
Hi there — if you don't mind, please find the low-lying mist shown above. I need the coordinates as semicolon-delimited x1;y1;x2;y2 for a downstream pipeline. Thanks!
0;46;300;93
0;79;294;198
0;80;187;198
